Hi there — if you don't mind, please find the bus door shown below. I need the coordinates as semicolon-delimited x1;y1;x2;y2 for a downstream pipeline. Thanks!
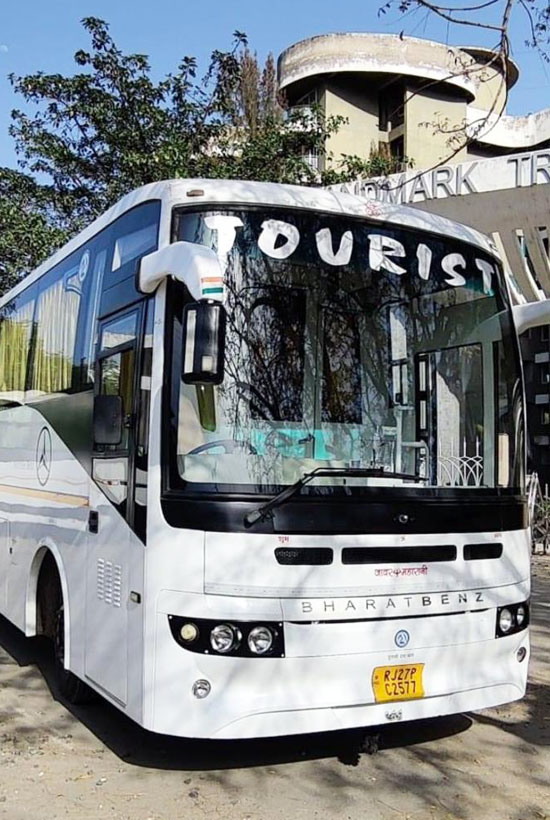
85;305;144;705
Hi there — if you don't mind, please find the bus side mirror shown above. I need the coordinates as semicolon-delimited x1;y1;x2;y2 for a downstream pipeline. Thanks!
182;300;226;385
93;394;123;445
513;299;550;335
138;241;224;300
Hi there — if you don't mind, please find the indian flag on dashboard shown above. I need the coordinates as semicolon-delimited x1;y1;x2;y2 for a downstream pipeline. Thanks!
201;275;224;297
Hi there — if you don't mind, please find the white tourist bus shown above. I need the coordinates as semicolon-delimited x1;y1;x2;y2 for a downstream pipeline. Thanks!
0;179;545;739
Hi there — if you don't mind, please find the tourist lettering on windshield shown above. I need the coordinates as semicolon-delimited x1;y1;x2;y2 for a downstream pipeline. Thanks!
205;213;496;293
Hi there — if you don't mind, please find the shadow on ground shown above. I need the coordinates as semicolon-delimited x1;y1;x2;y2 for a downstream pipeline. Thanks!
0;613;472;771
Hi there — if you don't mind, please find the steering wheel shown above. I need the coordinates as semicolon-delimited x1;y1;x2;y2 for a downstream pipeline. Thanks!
187;439;257;455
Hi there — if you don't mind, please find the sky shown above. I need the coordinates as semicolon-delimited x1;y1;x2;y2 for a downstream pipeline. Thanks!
1;0;549;171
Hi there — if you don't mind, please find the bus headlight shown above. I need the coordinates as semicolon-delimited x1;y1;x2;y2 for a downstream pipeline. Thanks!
248;626;274;655
498;608;514;634
168;615;285;657
495;602;529;638
210;624;241;654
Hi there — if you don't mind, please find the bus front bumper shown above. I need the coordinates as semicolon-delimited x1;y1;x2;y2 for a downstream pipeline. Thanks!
149;608;529;739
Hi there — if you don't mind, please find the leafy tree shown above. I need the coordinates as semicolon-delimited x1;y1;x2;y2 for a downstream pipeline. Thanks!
1;17;394;294
0;168;67;292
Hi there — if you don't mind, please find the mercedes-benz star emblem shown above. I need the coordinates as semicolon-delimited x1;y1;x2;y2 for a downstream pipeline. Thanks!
36;427;52;486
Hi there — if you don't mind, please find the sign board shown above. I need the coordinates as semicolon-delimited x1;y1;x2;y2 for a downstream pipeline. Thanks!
337;148;550;205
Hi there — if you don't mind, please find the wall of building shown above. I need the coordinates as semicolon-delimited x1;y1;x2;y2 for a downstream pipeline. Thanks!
323;78;380;167
405;84;469;167
277;32;550;167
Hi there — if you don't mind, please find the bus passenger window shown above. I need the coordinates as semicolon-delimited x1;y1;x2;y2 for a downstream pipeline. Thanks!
33;273;81;394
0;290;36;400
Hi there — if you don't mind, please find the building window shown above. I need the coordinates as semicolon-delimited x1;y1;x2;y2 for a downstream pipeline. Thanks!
379;81;405;131
295;89;318;107
390;136;405;165
302;148;320;171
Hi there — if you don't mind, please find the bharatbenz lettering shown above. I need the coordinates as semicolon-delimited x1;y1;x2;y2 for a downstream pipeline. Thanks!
0;179;546;739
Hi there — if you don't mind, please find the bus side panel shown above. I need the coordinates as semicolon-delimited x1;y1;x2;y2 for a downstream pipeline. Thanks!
0;517;8;612
0;405;89;639
84;479;145;713
0;404;145;723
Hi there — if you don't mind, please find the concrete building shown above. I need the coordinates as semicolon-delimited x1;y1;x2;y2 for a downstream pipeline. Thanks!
278;32;550;485
277;33;550;170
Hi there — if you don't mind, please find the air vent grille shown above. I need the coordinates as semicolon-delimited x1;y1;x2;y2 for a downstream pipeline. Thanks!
97;558;122;606
342;545;457;564
275;548;333;565
464;543;503;560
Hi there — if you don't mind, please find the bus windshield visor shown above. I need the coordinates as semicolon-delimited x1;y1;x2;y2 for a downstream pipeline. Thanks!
168;207;523;493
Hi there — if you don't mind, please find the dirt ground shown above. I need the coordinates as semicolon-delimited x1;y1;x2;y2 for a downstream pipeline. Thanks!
0;558;549;820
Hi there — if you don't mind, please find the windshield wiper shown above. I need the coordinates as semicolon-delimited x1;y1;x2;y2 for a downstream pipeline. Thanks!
244;466;426;527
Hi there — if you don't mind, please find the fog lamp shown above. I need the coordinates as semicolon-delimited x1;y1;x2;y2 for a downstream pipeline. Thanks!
180;622;199;643
210;624;241;654
248;626;274;655
192;679;211;699
516;647;527;663
498;608;514;634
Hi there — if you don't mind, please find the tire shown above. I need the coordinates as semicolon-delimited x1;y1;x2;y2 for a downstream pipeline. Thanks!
54;604;95;704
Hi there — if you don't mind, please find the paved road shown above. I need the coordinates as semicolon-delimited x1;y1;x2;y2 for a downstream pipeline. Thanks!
0;557;549;820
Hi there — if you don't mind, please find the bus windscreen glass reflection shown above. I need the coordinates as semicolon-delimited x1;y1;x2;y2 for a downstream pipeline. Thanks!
169;208;523;493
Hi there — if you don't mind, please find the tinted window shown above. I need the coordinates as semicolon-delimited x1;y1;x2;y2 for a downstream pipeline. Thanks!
99;201;160;318
32;262;82;394
0;285;37;400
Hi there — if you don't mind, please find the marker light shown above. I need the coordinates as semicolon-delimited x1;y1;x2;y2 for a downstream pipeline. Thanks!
180;622;199;643
498;608;514;634
247;626;274;655
210;624;241;654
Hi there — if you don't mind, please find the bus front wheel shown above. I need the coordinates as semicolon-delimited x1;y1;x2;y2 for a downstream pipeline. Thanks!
53;603;94;705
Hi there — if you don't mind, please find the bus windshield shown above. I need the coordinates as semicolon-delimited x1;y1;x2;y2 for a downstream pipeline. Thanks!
169;207;523;493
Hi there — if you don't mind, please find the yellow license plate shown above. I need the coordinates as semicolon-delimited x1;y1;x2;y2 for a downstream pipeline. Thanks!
372;663;425;703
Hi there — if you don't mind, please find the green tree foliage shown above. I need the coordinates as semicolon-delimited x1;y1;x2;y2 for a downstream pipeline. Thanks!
0;17;403;295
0;168;67;292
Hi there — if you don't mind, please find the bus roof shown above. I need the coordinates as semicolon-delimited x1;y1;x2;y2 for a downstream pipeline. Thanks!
1;178;499;307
